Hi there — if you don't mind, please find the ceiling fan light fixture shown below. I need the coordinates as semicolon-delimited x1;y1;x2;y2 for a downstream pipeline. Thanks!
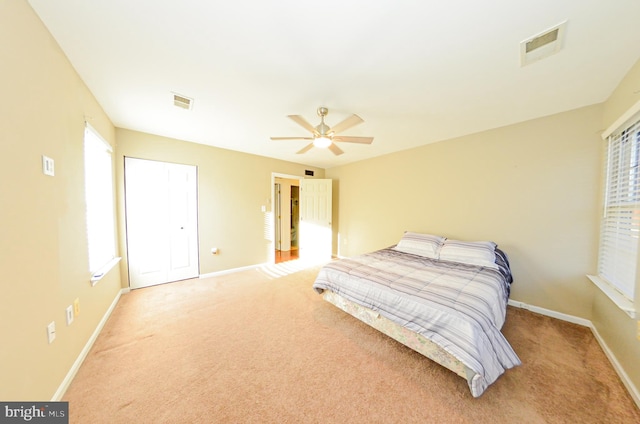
313;136;332;148
271;106;373;156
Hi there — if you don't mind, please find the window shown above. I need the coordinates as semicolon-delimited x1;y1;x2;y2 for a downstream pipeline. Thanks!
591;112;640;317
84;123;118;284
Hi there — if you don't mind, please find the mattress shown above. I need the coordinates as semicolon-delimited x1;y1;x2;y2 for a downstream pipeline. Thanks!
312;247;521;397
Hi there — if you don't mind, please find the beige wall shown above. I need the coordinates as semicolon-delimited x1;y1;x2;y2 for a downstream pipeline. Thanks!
595;58;640;395
326;58;640;397
0;1;323;401
115;129;323;283
0;1;122;400
603;59;640;130
4;0;639;403
327;105;602;319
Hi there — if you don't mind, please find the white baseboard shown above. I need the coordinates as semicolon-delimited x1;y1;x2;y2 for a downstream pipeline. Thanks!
508;299;640;409
199;259;327;280
507;299;591;327
199;263;267;279
589;322;640;409
51;288;128;401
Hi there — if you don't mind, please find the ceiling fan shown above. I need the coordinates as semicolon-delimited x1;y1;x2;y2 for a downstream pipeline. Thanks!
271;106;373;155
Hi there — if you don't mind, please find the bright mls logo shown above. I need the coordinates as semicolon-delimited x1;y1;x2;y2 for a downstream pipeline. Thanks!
0;402;68;423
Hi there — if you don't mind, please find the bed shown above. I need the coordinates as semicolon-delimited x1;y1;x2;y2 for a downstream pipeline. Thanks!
312;232;521;397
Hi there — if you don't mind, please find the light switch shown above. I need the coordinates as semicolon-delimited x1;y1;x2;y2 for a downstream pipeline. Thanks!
66;305;74;326
47;321;56;343
42;155;55;176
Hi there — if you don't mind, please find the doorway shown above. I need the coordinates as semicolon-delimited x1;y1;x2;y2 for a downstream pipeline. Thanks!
274;177;300;263
271;174;332;264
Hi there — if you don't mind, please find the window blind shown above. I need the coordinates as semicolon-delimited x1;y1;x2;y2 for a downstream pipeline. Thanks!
84;124;116;275
598;116;640;300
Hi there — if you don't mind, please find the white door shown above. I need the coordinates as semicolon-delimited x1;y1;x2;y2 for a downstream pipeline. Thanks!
125;157;199;289
299;179;332;261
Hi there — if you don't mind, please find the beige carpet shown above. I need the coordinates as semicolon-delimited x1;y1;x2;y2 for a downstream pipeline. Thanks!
63;262;640;423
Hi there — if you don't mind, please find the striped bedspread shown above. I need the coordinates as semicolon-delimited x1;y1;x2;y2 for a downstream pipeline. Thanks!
312;247;521;397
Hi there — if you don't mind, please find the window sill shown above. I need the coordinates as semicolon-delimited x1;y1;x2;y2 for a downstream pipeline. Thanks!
90;257;121;286
587;275;636;319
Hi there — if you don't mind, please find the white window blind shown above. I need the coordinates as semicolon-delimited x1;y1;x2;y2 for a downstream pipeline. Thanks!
84;124;117;277
598;115;640;300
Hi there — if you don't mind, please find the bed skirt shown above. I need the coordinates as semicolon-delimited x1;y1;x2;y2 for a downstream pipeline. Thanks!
322;290;476;385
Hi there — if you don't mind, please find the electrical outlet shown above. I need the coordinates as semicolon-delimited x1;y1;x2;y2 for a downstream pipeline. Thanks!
73;298;80;316
66;305;74;326
47;321;56;344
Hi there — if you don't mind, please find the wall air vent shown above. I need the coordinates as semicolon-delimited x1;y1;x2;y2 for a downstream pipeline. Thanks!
172;92;193;110
520;21;567;67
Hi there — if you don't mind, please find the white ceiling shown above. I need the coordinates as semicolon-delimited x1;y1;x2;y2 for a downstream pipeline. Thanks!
28;0;640;169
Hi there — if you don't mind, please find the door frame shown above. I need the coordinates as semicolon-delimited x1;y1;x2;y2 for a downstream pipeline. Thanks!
271;172;303;264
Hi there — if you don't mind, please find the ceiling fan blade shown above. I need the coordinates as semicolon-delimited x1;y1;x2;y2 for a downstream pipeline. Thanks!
270;136;314;141
330;114;364;134
288;115;317;133
332;136;374;144
328;143;344;156
296;143;314;154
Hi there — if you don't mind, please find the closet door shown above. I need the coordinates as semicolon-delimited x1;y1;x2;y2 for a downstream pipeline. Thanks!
125;157;199;289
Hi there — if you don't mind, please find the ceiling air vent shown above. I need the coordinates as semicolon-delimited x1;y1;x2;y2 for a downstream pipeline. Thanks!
172;92;193;110
520;21;567;67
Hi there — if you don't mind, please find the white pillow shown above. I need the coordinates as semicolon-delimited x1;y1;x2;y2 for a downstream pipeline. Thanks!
393;232;445;259
438;239;498;269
